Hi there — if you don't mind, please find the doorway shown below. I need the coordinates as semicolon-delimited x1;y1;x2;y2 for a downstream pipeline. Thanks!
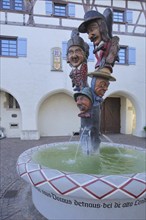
101;97;120;133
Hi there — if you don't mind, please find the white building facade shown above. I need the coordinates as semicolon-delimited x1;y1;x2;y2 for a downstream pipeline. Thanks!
0;0;146;139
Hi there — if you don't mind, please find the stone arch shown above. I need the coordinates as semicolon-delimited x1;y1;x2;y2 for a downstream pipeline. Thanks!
105;90;142;136
0;88;22;138
37;89;80;137
36;89;73;113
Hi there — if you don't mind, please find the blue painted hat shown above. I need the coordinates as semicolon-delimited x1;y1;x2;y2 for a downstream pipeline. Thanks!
74;87;93;103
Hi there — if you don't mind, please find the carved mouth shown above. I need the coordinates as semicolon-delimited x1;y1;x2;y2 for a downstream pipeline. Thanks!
72;58;79;63
77;105;86;111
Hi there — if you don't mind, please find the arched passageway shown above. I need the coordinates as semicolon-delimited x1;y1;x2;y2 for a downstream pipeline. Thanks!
0;90;22;138
38;92;80;136
101;94;136;135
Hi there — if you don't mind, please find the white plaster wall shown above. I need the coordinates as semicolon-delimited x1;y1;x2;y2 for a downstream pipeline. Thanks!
120;97;126;134
0;24;95;133
126;99;135;134
38;92;80;136
0;0;145;138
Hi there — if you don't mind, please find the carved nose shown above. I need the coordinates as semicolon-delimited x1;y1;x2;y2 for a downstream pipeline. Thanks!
77;100;81;105
88;32;93;40
72;52;77;57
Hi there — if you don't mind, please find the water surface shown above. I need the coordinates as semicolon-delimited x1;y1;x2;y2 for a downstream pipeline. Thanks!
33;143;146;175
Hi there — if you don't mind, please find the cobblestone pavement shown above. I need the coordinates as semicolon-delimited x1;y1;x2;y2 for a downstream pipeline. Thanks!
0;134;146;220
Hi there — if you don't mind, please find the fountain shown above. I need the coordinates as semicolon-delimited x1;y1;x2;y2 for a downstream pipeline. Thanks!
17;9;146;220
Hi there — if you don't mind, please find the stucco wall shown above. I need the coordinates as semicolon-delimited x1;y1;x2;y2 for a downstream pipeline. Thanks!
0;0;145;139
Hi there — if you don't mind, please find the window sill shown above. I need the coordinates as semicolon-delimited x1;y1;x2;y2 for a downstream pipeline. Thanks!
51;70;63;72
0;55;18;58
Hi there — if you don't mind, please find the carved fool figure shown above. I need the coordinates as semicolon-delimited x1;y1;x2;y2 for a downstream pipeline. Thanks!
67;29;89;91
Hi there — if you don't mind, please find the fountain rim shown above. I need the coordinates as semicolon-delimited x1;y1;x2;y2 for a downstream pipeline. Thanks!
18;141;146;164
17;141;146;178
17;141;146;201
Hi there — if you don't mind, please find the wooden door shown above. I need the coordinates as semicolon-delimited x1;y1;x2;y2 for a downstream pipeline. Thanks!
100;97;120;133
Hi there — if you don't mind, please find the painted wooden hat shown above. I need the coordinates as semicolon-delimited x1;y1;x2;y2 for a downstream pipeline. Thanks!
88;68;116;81
78;10;105;33
67;28;89;58
74;87;93;103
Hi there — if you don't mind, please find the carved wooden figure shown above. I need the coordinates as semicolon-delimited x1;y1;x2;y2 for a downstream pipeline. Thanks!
78;9;120;75
67;29;89;91
67;9;120;155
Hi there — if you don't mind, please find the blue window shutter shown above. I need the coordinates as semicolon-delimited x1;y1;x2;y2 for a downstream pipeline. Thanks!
88;44;94;62
125;10;133;23
62;41;67;59
46;0;53;14
18;38;27;57
68;4;75;17
128;47;136;65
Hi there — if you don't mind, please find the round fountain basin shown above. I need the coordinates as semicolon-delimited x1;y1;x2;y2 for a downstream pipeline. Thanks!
17;142;146;220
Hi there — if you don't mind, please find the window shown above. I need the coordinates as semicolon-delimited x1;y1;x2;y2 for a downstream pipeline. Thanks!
113;10;124;23
113;10;133;23
118;46;136;65
0;0;24;11
0;37;27;57
118;47;127;64
1;0;10;9
0;38;17;56
8;94;20;109
15;0;23;10
46;1;75;17
54;3;66;16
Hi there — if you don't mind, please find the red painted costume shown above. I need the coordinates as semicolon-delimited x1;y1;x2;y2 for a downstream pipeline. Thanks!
69;62;88;91
94;36;119;73
67;29;89;92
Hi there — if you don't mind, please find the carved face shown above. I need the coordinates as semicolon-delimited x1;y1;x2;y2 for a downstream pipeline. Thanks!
94;78;110;97
87;21;102;46
76;95;92;114
67;46;85;67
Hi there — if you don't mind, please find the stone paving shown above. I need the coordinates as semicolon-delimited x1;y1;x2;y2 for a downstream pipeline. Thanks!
0;134;146;220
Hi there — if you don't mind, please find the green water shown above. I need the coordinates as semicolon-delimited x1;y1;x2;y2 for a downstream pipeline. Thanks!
33;143;146;175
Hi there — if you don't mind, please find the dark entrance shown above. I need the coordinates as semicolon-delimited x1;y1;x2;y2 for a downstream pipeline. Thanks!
100;97;121;133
